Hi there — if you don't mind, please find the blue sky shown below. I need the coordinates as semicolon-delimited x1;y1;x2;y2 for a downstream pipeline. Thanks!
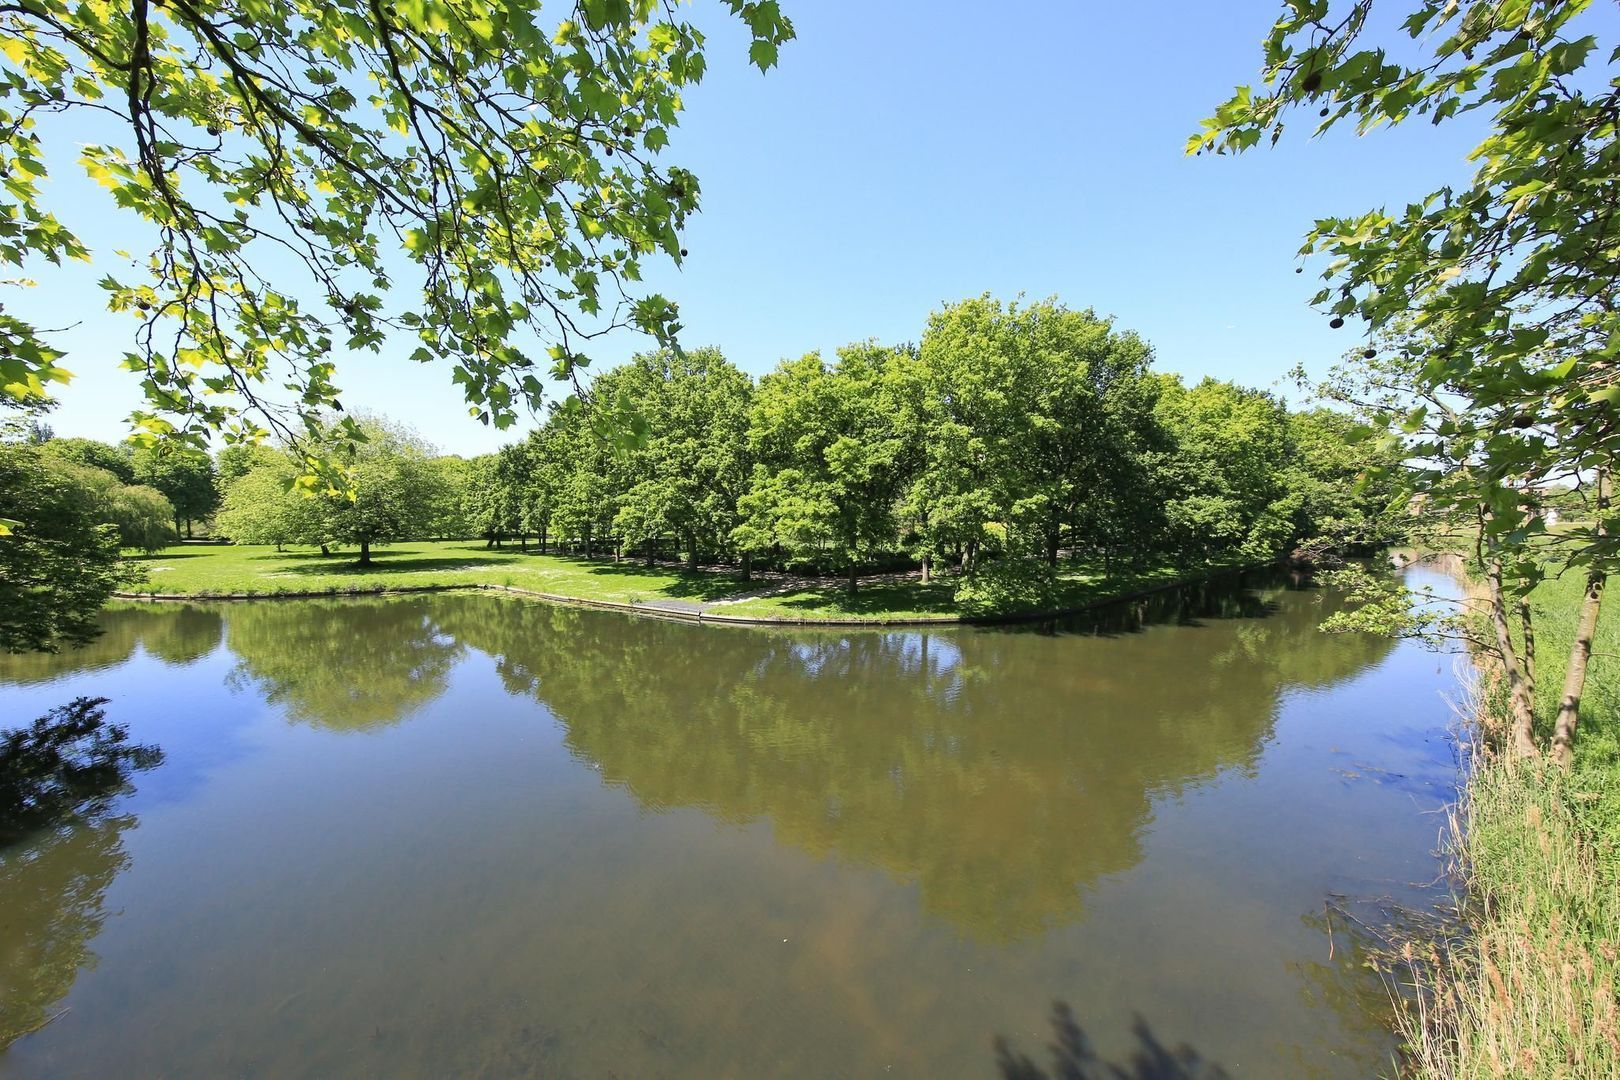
29;0;1566;455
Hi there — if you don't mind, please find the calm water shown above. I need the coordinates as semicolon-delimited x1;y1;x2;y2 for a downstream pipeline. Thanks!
0;568;1464;1078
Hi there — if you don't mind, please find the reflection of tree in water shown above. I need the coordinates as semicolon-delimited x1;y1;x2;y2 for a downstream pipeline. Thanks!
0;814;134;1047
1;698;161;1047
431;573;1394;941
0;603;224;687
224;599;463;731
994;1001;1230;1080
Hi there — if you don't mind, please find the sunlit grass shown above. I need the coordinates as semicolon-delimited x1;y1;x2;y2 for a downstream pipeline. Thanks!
1396;569;1620;1078
121;541;1230;623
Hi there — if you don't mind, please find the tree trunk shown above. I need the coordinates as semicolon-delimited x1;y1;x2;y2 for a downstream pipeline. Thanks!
539;527;547;554
520;532;527;551
847;562;858;595
583;529;592;559
646;538;656;566
1552;468;1609;767
740;551;752;582
686;534;698;570
320;543;331;556
358;537;372;566
1486;555;1539;757
1046;532;1059;567
1552;567;1606;767
185;517;193;539
1518;597;1536;693
920;553;931;585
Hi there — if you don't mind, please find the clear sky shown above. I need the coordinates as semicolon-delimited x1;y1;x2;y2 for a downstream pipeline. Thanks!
29;0;1571;456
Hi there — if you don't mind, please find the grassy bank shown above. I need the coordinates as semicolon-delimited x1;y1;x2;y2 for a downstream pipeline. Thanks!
1398;569;1620;1077
118;541;1238;623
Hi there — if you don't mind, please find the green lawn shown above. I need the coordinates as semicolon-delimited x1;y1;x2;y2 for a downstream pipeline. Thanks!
122;541;1232;623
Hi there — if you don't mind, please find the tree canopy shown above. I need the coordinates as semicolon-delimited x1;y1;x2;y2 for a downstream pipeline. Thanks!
0;0;793;473
1198;0;1618;762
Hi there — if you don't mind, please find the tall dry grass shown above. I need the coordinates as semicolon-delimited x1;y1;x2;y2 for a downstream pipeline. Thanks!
1393;696;1620;1077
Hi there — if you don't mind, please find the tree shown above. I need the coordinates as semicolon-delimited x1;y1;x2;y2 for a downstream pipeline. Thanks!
1284;406;1405;556
41;456;177;553
1153;377;1297;563
421;456;472;541
307;418;435;564
736;344;906;592
0;427;139;652
215;450;317;550
546;400;615;558
597;346;753;568
460;453;517;548
131;446;218;537
40;438;135;483
1197;1;1619;762
0;0;793;467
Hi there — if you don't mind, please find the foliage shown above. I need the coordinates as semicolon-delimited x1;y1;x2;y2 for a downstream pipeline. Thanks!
214;450;316;548
131;445;218;534
598;346;753;564
113;294;1396;609
39;437;135;483
0;430;140;651
1153;377;1298;562
0;695;162;845
950;558;1060;619
1199;1;1620;761
735;343;908;588
902;295;1162;571
214;415;443;561
0;0;794;473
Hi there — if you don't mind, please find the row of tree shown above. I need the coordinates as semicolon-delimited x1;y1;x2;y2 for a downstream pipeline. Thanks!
211;296;1402;587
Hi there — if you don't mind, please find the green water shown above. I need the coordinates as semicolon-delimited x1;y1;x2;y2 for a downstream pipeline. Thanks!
0;568;1463;1077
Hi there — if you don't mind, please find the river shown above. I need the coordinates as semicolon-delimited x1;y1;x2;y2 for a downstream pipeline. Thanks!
0;566;1465;1077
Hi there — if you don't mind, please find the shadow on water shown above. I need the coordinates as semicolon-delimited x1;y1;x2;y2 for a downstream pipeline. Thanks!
991;567;1307;639
993;1001;1230;1079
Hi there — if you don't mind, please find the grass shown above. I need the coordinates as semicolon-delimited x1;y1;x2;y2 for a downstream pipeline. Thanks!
120;540;1236;623
1394;568;1620;1078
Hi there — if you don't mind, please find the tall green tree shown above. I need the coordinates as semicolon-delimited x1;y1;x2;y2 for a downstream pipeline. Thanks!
0;423;139;652
736;344;906;592
131;446;218;537
0;0;793;469
599;346;753;568
1197;0;1619;761
215;449;318;550
309;418;435;564
40;438;135;483
1153;376;1297;562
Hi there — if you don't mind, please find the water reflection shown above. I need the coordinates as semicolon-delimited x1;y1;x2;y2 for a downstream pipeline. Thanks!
0;815;133;1046
418;573;1394;941
224;599;463;731
1;698;160;1047
0;569;1457;1076
0;603;223;687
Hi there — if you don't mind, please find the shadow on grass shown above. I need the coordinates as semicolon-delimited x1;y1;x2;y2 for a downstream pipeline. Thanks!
754;581;959;616
271;551;516;576
129;550;216;563
572;556;758;602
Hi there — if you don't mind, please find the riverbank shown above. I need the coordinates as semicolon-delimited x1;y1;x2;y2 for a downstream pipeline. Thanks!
1397;565;1620;1077
116;541;1251;625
